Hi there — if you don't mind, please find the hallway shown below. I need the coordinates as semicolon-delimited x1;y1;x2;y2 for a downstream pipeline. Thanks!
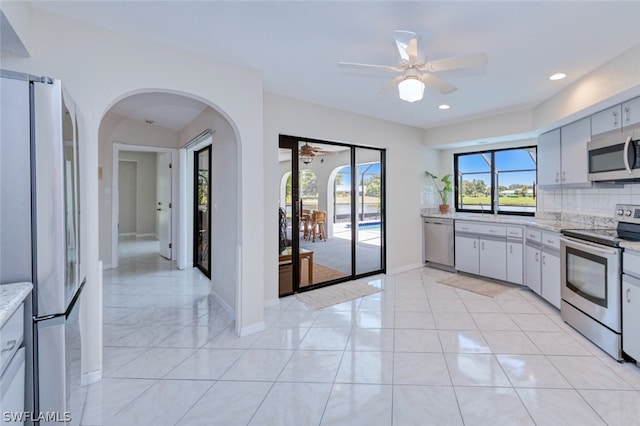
80;237;640;425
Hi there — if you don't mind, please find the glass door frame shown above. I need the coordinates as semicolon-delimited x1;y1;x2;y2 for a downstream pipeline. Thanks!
194;145;212;278
279;135;386;294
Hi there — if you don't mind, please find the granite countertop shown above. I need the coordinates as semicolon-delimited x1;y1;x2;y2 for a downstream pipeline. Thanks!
0;282;32;328
420;211;610;233
620;241;640;251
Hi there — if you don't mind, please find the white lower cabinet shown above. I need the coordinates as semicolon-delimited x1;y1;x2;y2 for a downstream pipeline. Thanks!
455;221;506;281
1;303;26;426
623;250;640;362
524;227;560;308
623;276;640;362
480;237;507;281
455;234;479;275
506;227;523;285
541;232;561;309
524;229;542;295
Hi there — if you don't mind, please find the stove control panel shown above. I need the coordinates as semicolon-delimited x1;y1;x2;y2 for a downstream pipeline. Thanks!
615;204;640;222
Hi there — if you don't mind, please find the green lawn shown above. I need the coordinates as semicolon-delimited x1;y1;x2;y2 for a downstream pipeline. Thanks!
461;196;536;206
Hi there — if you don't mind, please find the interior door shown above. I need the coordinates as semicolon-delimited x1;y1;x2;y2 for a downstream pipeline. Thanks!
194;147;211;277
157;152;172;259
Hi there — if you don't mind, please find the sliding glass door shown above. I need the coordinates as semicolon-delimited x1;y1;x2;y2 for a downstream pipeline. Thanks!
194;146;211;277
278;135;385;296
355;147;384;275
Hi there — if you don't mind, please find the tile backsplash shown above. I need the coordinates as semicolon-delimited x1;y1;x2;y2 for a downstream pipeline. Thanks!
537;182;640;221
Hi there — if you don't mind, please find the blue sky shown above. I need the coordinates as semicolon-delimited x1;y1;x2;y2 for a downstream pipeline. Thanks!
336;163;380;191
458;150;536;187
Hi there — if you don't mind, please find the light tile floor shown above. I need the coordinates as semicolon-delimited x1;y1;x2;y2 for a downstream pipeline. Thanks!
82;237;640;425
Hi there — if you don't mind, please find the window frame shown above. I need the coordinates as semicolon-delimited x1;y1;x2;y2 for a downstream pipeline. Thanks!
454;146;537;216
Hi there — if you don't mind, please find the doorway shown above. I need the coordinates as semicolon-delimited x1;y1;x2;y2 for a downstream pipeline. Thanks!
111;145;176;269
194;145;212;278
278;135;385;296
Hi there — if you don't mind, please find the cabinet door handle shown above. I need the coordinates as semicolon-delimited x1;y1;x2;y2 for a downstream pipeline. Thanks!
542;254;546;265
555;172;559;183
624;106;630;123
535;252;539;262
510;245;513;254
627;288;631;303
482;241;485;250
562;171;566;182
473;241;477;249
613;110;618;127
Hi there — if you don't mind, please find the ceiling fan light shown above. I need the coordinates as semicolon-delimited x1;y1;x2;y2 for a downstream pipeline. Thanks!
398;77;425;102
301;153;313;164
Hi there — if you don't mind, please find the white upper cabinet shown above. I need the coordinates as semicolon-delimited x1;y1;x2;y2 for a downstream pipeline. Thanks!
559;117;590;185
622;96;640;130
538;118;590;187
591;104;622;137
537;129;561;186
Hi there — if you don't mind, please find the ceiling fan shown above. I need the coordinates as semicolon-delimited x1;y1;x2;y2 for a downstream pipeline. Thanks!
338;30;488;102
299;143;331;164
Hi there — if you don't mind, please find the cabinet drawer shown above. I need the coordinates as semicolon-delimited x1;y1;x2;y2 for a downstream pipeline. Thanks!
525;228;542;242
542;232;561;250
507;227;523;239
1;347;25;417
455;221;506;237
1;304;23;372
624;250;640;278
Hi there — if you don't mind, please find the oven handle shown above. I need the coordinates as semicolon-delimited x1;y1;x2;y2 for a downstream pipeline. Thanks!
624;135;633;173
561;236;620;256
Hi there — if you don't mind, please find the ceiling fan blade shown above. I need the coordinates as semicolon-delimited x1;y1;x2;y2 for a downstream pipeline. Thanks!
421;52;488;73
393;30;420;62
379;76;405;94
420;73;457;94
338;61;401;72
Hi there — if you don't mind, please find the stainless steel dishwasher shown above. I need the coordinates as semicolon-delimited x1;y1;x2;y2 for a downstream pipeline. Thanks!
423;217;454;269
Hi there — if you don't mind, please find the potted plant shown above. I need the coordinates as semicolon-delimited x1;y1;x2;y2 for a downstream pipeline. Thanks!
426;172;453;214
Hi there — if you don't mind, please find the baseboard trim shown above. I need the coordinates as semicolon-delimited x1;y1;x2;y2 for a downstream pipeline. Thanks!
81;370;102;386
208;284;235;319
387;262;424;275
238;321;266;337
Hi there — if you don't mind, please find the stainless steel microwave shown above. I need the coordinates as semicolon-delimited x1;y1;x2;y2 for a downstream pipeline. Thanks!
587;129;640;181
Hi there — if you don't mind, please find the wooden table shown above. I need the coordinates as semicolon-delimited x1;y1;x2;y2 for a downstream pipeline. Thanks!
279;247;313;284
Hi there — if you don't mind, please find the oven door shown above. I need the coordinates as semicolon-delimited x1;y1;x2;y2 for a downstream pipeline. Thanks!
560;236;621;332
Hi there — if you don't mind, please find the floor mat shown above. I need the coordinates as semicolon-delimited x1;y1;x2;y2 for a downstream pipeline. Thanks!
297;281;382;309
436;274;513;298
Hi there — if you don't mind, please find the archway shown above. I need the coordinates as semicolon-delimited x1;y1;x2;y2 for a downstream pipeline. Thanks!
98;90;240;319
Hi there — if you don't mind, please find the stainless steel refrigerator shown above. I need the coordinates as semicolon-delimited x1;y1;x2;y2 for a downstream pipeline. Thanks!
1;70;84;425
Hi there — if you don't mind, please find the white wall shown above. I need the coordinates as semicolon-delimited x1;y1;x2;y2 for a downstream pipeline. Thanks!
179;107;239;313
264;92;438;303
118;151;157;236
99;112;179;266
118;160;137;234
1;5;265;377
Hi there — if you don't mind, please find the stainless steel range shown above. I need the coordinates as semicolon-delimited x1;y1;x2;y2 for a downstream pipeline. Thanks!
561;204;640;360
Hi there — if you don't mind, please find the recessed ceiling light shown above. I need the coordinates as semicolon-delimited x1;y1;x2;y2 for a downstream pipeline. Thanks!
549;73;567;81
438;104;450;110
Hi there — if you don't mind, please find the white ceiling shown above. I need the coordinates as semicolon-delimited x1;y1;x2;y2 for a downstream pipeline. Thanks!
33;1;640;132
